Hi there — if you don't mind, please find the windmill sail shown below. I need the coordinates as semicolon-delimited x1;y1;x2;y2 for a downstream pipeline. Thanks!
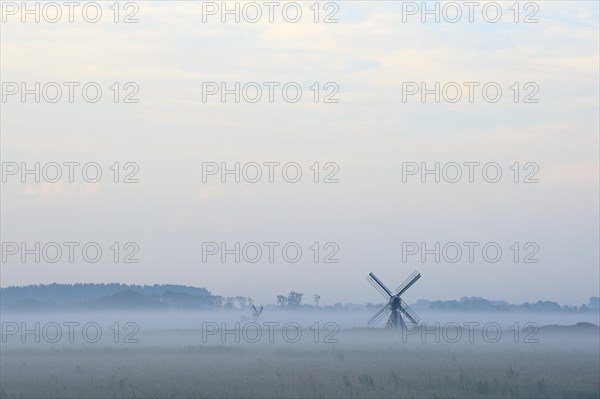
366;273;393;299
399;298;420;324
368;303;392;327
394;270;421;296
252;305;263;318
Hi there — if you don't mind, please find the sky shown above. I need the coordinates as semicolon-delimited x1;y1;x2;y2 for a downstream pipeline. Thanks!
1;1;598;306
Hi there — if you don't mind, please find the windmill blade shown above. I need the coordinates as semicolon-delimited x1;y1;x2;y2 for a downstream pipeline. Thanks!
399;298;420;325
368;302;391;327
395;270;421;296
398;306;418;325
258;306;263;315
252;305;258;314
366;273;393;299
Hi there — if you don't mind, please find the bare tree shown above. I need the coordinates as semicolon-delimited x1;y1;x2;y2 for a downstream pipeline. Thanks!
313;294;321;307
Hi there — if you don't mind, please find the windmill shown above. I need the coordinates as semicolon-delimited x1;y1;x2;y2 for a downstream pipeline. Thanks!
252;304;263;321
366;270;421;329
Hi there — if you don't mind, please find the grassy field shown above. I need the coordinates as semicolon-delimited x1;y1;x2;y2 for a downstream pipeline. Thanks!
1;326;598;398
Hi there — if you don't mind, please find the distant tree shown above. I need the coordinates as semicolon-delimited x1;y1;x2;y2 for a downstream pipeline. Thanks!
236;296;247;309
287;291;303;307
224;297;235;309
212;296;223;308
276;295;288;308
313;294;321;307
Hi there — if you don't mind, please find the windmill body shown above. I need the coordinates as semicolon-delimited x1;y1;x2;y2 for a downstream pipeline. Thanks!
366;270;421;329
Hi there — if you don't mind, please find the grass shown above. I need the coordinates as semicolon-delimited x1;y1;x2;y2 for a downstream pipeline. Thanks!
1;328;598;398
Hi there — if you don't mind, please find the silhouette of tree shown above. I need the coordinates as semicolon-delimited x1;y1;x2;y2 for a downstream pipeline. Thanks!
236;296;247;309
287;291;303;307
224;297;235;309
313;294;321;307
276;295;288;307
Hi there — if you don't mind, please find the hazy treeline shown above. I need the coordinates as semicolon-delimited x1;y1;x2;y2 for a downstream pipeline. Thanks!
412;297;600;313
0;283;214;310
1;284;598;313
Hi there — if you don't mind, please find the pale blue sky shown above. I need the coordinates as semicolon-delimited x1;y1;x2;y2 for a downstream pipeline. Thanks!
1;1;598;305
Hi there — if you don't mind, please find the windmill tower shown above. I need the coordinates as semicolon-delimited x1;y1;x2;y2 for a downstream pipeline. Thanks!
366;270;421;329
252;304;263;321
